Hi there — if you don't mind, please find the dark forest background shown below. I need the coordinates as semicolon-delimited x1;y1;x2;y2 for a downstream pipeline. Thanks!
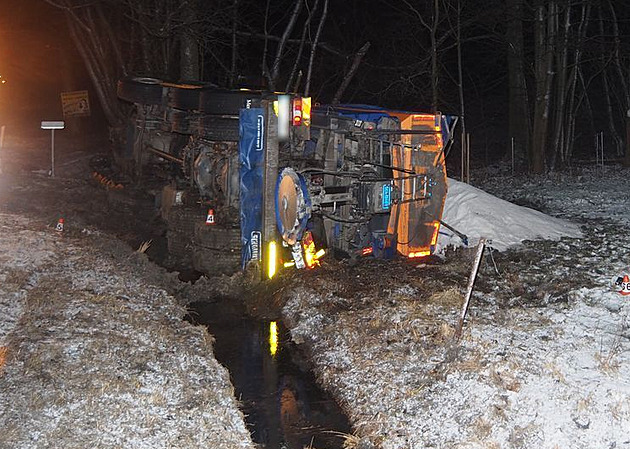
2;0;630;173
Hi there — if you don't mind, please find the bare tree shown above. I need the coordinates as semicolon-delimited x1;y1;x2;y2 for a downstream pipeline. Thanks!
531;0;557;173
331;42;371;105
506;0;531;170
265;0;303;90
304;0;328;96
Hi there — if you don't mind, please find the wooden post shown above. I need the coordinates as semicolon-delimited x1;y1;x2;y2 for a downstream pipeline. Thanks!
511;137;515;175
466;133;470;183
455;237;486;339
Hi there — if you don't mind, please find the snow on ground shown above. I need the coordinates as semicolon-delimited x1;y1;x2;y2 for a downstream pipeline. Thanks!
0;209;255;449
437;178;582;252
280;166;630;449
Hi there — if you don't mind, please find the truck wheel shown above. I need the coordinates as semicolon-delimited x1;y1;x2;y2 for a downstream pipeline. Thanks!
168;108;194;134
192;225;242;275
165;82;208;110
117;77;165;105
199;90;256;115
198;115;240;141
166;206;203;269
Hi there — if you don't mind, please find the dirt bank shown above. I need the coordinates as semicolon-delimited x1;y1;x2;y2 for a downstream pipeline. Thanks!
0;205;255;448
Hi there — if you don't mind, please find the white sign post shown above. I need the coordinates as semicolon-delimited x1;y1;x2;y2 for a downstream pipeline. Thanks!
41;121;65;177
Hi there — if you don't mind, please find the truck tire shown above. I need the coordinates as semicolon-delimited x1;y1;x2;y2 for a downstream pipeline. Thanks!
198;115;240;141
168;108;194;134
192;224;241;275
117;77;165;105
199;90;256;115
165;83;207;110
192;247;241;276
193;222;241;249
166;206;203;268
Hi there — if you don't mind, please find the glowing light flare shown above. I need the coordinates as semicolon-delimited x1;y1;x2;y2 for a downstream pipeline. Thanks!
430;221;440;246
408;250;431;258
302;97;311;126
361;247;373;256
283;261;295;268
411;113;436;121
302;231;324;268
269;321;278;356
267;241;277;279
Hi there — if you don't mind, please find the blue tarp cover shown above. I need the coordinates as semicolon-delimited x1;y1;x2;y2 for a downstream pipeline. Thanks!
239;108;265;268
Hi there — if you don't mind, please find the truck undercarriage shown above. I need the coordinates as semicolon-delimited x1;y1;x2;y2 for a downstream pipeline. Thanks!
116;77;457;279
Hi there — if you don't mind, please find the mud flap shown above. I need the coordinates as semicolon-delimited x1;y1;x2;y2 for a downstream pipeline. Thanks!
239;108;265;269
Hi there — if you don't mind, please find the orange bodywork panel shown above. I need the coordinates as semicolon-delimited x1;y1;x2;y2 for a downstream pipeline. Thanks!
387;114;448;257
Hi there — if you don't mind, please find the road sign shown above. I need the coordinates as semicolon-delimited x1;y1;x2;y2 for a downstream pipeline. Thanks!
61;90;90;117
41;120;65;177
41;121;65;130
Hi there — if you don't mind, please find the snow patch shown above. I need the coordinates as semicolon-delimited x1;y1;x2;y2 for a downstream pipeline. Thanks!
437;178;582;252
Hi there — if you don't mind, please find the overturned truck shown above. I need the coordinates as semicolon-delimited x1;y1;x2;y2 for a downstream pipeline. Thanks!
117;77;457;279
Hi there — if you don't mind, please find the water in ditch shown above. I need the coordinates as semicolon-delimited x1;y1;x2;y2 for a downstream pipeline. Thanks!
186;300;352;449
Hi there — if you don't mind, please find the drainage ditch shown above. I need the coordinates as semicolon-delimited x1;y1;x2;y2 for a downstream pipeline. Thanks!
186;299;352;449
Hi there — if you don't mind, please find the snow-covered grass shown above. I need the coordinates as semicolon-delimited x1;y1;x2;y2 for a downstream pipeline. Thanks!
280;165;630;449
0;211;255;449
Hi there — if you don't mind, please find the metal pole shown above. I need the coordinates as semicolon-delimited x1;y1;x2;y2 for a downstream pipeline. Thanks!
466;133;470;184
601;131;604;171
51;129;55;177
595;132;599;171
460;132;466;182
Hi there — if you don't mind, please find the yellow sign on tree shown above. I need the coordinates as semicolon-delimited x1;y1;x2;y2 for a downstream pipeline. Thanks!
61;90;90;117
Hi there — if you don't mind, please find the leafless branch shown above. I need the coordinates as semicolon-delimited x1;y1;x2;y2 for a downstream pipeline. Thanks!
332;41;371;105
305;0;328;96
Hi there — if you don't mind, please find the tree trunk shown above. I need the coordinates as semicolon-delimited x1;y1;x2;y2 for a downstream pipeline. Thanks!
431;0;440;112
65;10;124;128
286;0;320;92
561;1;590;164
549;3;571;171
531;1;556;173
607;0;630;164
331;42;370;105
305;0;328;96
180;0;200;81
230;0;239;87
269;0;303;90
598;4;623;157
456;0;466;176
506;0;530;170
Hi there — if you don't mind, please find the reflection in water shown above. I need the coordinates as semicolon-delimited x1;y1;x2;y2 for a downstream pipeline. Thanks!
269;321;278;357
187;301;350;449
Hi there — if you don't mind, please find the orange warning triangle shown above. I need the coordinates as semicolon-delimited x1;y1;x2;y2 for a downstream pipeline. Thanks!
205;209;215;225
